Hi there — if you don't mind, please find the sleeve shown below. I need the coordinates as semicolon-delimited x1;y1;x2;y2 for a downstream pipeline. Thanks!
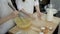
34;0;39;6
7;0;12;5
16;0;23;10
7;0;16;10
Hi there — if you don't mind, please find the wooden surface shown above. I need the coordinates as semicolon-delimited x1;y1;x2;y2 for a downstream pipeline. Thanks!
9;13;60;34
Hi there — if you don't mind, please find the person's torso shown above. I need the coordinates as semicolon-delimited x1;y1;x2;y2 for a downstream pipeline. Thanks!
17;0;35;14
23;0;34;14
0;0;13;18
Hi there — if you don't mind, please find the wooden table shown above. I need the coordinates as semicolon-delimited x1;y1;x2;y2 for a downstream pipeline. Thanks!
9;13;60;34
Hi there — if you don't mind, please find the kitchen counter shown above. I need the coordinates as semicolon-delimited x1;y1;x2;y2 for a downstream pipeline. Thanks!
9;13;60;34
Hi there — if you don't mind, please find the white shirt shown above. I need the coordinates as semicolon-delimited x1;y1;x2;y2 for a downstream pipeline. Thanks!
0;0;13;18
16;0;39;14
0;0;14;34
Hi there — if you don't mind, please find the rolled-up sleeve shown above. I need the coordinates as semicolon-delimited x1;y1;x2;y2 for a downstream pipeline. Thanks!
34;0;39;6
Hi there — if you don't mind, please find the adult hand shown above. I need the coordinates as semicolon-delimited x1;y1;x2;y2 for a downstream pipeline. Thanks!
9;10;19;19
37;11;43;20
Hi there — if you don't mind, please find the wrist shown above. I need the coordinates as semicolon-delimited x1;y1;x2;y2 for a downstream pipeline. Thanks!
8;15;13;19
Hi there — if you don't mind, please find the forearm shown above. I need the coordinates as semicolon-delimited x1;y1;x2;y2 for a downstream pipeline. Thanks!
35;5;41;13
35;5;42;19
0;15;12;25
